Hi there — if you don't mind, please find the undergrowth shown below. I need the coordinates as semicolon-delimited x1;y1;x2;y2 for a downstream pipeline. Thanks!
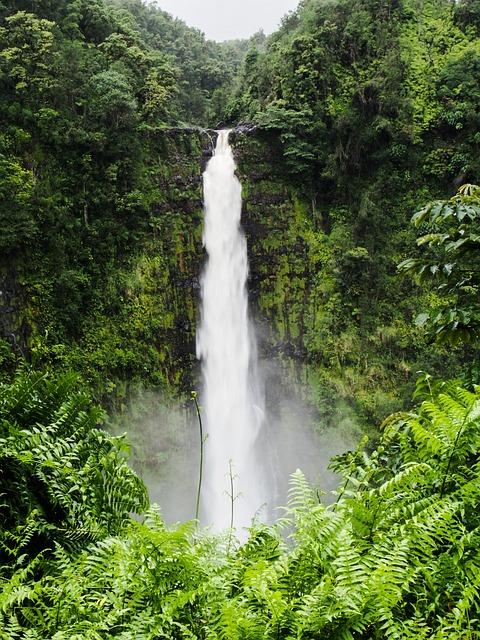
1;369;479;639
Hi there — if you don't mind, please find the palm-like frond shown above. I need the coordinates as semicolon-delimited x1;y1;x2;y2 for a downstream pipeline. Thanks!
1;377;479;639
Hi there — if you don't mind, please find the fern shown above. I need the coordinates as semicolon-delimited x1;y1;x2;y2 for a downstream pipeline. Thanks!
0;369;148;577
1;375;479;639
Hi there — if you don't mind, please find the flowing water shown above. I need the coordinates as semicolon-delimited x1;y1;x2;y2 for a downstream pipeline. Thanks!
197;130;267;531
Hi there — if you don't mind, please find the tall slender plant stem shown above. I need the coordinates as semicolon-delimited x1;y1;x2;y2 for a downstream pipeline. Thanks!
226;459;237;555
191;391;204;522
228;459;235;532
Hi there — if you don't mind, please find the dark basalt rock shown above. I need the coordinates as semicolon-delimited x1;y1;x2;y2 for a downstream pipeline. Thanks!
230;122;258;136
0;267;29;357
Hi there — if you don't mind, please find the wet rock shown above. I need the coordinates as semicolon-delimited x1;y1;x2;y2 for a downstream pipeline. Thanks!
0;267;29;357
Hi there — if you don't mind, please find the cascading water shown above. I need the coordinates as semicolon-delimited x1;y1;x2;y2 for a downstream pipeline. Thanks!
196;130;267;531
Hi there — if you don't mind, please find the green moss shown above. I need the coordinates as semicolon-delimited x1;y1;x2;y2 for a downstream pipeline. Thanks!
230;131;466;431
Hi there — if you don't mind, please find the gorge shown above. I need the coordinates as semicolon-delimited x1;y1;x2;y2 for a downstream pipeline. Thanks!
1;0;480;636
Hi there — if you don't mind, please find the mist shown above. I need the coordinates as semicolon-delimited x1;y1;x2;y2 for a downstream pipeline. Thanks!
110;353;360;529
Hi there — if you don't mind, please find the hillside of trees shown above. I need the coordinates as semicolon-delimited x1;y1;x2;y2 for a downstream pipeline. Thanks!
226;0;480;427
0;0;255;401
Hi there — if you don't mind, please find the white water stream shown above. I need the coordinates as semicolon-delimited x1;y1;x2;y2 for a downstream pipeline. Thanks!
197;130;267;531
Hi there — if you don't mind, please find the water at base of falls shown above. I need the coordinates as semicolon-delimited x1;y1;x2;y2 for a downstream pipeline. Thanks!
196;130;267;531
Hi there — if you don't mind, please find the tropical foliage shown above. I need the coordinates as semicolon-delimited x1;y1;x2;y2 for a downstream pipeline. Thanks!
1;0;480;636
1;369;479;638
2;0;480;426
0;370;147;578
399;184;480;345
226;0;480;426
0;0;257;402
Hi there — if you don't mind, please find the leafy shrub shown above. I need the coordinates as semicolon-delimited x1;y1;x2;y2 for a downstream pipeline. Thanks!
0;368;148;577
1;374;479;639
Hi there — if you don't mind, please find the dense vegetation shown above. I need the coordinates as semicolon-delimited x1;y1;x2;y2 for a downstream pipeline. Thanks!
1;322;480;636
1;0;480;637
227;0;480;426
0;0;252;401
2;0;480;425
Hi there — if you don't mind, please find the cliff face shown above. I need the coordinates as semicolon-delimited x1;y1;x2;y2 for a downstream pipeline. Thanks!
0;130;211;397
232;131;310;360
231;131;465;431
0;267;29;363
1;127;461;429
1;127;309;401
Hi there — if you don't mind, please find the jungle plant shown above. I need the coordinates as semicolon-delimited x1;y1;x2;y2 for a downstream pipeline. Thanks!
399;184;480;345
191;390;205;522
1;373;479;639
0;368;148;577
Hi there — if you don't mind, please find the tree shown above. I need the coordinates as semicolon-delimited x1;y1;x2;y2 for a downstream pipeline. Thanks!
0;11;59;101
0;156;35;252
398;184;480;345
87;69;138;130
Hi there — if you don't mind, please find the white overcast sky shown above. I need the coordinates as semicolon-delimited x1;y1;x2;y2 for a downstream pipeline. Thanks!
153;0;300;41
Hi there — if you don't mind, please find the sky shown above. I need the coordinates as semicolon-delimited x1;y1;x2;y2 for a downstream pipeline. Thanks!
153;0;300;42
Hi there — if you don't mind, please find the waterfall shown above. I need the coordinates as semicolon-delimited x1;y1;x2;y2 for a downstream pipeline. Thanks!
196;130;266;531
